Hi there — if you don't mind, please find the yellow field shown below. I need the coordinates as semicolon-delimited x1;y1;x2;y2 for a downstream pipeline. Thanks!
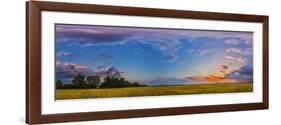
55;83;253;100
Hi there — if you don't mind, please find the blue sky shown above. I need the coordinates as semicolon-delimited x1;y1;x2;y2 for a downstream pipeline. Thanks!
55;24;253;85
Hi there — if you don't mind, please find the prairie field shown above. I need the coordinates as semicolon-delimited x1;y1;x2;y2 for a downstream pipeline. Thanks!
55;83;253;100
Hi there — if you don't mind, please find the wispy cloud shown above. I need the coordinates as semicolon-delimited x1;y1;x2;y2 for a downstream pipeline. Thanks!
224;38;253;46
225;56;247;63
187;49;213;56
226;48;242;53
56;50;72;56
226;48;253;56
186;75;235;83
224;39;241;45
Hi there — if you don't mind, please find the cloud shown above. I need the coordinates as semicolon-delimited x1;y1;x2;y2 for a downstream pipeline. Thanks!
185;61;251;83
182;31;253;41
163;54;178;62
56;61;124;81
186;64;252;83
56;61;94;79
185;51;252;83
56;24;184;62
56;26;130;46
226;48;242;53
185;63;249;83
224;38;253;46
56;50;72;56
244;40;252;46
225;65;253;81
225;56;247;63
56;24;253;62
224;39;240;45
132;35;183;62
226;48;253;56
56;25;253;46
220;65;229;73
95;65;124;78
186;75;235;83
243;48;253;56
187;49;213;56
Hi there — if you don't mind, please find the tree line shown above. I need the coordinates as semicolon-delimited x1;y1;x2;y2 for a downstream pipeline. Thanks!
56;74;146;89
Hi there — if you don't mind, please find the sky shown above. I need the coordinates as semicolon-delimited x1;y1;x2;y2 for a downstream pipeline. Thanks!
55;24;253;85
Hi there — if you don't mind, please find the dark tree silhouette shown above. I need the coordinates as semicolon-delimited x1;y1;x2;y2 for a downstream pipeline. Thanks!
86;75;100;88
62;84;76;89
99;76;144;88
56;80;63;89
72;73;86;88
57;74;146;89
100;76;115;88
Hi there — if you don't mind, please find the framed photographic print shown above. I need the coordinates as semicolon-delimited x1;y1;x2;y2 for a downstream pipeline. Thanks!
26;1;269;124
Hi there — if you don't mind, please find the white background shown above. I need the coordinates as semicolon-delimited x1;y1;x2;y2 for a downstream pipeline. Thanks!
0;0;279;125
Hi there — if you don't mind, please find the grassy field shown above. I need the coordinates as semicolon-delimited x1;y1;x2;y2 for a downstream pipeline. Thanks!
55;83;253;100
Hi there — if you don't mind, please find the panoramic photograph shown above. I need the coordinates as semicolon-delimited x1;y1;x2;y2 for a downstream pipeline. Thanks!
55;24;253;100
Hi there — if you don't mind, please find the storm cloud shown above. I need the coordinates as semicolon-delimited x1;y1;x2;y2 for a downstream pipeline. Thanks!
225;65;253;81
56;61;124;82
56;25;131;46
56;61;95;80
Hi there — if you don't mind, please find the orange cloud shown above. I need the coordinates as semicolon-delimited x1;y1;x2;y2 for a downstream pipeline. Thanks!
186;64;237;83
187;74;235;83
186;54;248;83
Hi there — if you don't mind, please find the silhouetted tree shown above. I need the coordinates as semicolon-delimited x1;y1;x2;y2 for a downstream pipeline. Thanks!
56;80;63;89
100;76;114;88
100;76;144;88
58;73;146;89
62;84;76;89
72;73;86;88
86;76;100;88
